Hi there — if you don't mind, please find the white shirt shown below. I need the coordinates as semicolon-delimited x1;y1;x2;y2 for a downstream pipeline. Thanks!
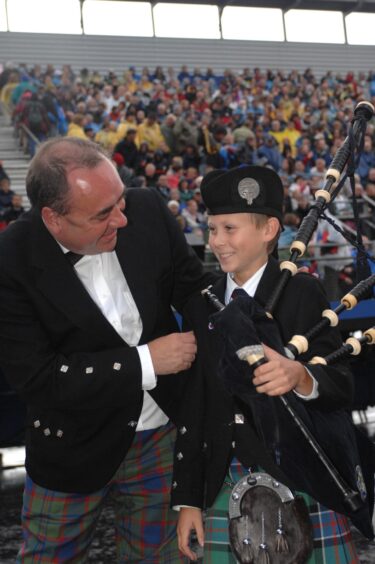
68;249;169;431
225;262;318;400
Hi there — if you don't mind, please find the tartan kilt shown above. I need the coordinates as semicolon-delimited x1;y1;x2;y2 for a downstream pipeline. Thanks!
203;459;359;564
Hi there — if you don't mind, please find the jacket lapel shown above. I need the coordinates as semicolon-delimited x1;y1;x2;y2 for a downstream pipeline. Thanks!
254;257;282;309
30;212;124;346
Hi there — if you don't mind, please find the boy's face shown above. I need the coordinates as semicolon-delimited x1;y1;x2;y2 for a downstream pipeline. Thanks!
208;213;277;285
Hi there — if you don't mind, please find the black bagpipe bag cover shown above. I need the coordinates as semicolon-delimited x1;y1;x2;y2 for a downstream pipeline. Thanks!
210;295;375;539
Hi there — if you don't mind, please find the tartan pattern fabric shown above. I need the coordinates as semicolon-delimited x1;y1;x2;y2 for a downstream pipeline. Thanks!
203;458;359;564
18;422;185;563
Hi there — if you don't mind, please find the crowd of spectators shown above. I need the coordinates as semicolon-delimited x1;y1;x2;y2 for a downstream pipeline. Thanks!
1;62;375;296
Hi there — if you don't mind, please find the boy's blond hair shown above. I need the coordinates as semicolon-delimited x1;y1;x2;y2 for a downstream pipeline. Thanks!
248;213;281;254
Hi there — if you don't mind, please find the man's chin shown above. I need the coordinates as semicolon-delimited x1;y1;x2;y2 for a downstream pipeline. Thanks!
99;234;118;252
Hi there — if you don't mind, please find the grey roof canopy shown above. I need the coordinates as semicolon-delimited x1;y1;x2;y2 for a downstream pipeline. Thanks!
126;0;375;14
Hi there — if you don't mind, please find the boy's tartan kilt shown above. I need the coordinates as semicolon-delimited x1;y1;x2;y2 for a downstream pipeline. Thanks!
203;459;359;564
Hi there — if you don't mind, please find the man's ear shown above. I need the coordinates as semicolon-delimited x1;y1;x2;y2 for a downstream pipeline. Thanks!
41;207;62;236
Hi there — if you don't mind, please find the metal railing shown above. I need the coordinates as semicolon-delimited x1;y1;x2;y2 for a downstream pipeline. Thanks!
0;99;41;158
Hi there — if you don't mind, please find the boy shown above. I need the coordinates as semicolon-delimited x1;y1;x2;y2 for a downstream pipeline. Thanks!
172;166;359;563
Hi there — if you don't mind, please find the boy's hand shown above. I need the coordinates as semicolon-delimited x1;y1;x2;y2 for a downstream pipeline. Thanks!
252;344;313;396
177;507;204;561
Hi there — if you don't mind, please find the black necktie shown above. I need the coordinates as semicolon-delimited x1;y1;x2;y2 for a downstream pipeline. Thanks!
65;251;84;266
231;288;248;300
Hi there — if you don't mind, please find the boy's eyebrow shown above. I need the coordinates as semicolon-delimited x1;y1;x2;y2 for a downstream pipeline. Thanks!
91;188;126;219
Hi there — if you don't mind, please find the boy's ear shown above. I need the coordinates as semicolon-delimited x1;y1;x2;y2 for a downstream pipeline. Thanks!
265;217;280;240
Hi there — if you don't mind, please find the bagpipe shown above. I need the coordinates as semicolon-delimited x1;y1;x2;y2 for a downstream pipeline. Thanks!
265;100;375;318
201;101;375;561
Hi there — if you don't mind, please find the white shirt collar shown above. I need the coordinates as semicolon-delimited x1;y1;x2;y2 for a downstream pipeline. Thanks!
225;262;268;305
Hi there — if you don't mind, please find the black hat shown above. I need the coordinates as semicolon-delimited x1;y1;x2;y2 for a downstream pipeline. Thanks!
200;165;283;223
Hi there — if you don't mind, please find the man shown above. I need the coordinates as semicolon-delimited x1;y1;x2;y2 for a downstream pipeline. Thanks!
0;137;211;562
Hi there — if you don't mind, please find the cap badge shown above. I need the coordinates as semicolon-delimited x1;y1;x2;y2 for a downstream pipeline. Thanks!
237;178;260;205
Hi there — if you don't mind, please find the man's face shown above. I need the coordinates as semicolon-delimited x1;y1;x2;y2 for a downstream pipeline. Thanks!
44;159;127;255
208;213;275;285
158;175;168;187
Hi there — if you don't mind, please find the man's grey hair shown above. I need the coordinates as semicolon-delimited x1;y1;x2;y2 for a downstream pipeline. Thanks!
26;137;109;215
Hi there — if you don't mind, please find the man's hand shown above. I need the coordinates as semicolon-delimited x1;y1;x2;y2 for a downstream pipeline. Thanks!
252;343;313;396
148;331;197;375
177;508;204;561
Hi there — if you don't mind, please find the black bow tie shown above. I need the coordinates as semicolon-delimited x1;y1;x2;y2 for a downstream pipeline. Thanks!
65;251;84;266
231;288;248;300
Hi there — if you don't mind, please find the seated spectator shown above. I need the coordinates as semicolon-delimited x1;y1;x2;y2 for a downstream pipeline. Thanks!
0;177;15;210
293;191;311;221
364;181;375;239
278;212;301;260
66;113;88;140
290;174;311;202
181;198;206;260
269;119;285;148
173;111;199;154
0;161;9;183
219;133;239;169
114;128;139;171
144;162;158;187
116;108;138;142
166;156;184;189
282;119;301;156
100;83;115;112
295;137;315;172
178;177;195;203
95;120;118;153
154;175;170;201
185;166;200;188
23;92;50;134
178;65;191;84
136;112;164;151
0;69;21;106
167;199;186;230
312;210;354;301
160;113;177;153
182;144;201;170
2;194;24;224
20;92;50;155
357;135;375;184
192;187;206;214
310;157;327;189
293;159;309;179
257;134;282;170
198;123;227;169
135;141;153;176
232;118;255;144
278;156;295;186
153;146;170;176
111;153;134;186
312;133;331;166
83;125;96;141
